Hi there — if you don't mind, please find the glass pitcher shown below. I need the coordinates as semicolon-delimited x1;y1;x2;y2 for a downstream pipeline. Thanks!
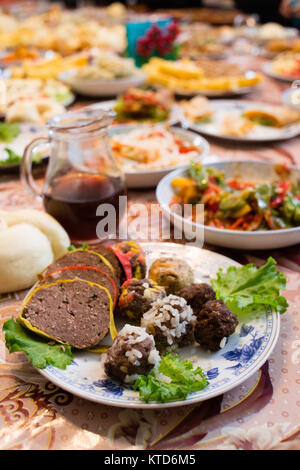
21;108;126;241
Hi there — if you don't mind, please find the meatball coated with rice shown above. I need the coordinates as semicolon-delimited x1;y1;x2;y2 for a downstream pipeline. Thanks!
104;325;160;383
179;283;216;315
118;278;166;322
148;257;194;295
141;294;195;353
194;299;238;351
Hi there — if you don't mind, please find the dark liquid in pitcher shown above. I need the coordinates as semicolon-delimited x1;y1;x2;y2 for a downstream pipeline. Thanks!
43;173;126;241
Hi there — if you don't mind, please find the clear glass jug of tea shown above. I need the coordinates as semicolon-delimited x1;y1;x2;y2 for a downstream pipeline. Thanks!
21;108;126;241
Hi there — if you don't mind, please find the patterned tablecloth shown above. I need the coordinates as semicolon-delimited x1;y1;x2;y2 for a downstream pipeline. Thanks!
0;55;300;450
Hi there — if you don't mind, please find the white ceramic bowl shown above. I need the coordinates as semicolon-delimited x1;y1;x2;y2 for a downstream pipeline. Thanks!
109;124;210;189
59;70;146;97
156;160;300;250
262;62;300;84
282;88;300;111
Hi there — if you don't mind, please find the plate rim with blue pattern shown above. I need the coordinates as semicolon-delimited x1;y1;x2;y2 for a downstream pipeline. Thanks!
37;242;280;409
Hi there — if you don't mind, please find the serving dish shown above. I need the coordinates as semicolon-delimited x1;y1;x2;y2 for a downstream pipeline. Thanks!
108;124;210;188
59;70;146;97
179;99;300;142
36;242;280;409
86;98;181;126
156;160;300;250
262;61;300;83
282;88;300;111
144;57;262;98
241;25;298;44
165;84;258;99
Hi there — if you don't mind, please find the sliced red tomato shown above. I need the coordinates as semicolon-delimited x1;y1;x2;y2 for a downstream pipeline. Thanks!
270;181;290;208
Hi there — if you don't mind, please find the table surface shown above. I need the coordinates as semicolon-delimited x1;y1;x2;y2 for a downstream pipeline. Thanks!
0;53;300;450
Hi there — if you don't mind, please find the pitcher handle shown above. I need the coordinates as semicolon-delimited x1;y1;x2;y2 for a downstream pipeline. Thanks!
21;136;50;201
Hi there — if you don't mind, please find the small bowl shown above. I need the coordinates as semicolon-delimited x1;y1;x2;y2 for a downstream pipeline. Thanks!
156;160;300;250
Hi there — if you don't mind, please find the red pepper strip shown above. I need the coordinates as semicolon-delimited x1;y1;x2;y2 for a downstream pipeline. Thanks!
105;245;133;281
227;179;255;190
178;146;199;154
213;218;225;229
149;131;164;137
270;194;285;208
230;217;245;230
43;266;118;308
270;181;290;208
0;55;16;63
207;202;219;213
204;182;222;195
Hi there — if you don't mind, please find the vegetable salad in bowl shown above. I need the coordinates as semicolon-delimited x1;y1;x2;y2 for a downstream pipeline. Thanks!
170;161;300;231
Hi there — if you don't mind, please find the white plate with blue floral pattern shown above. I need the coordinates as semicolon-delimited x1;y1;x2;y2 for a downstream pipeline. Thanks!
38;242;280;409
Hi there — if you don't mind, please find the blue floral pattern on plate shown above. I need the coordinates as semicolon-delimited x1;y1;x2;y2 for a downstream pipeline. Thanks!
38;243;280;409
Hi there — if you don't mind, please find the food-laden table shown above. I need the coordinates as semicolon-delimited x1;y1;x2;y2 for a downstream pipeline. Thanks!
0;54;299;451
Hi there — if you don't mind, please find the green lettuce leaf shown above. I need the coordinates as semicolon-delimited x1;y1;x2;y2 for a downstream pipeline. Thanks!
67;242;89;251
0;123;20;143
211;257;288;318
133;353;209;403
3;317;74;369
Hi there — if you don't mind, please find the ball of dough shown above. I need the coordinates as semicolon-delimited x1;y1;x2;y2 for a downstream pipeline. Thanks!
0;216;7;232
0;223;54;293
2;209;70;259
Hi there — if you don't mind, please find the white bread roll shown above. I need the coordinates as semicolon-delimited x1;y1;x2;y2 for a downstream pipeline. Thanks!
0;223;54;293
0;216;7;232
2;209;70;258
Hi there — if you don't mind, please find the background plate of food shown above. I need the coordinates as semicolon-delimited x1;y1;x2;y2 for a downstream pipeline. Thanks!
108;123;210;188
282;87;300;111
178;97;300;142
144;57;262;98
85;88;179;124
240;23;298;45
0;122;47;172
0;76;75;109
260;37;300;60
262;55;300;83
156;160;300;249
59;51;146;97
60;70;146;97
5;242;283;408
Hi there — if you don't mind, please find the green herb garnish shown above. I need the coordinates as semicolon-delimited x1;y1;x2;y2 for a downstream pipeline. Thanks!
68;242;89;251
133;353;209;403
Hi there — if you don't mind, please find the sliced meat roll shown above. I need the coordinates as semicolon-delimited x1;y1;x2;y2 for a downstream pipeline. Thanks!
41;249;118;287
41;266;118;308
20;279;112;349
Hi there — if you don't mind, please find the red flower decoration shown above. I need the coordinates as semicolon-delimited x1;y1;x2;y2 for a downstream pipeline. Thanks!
136;21;180;59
